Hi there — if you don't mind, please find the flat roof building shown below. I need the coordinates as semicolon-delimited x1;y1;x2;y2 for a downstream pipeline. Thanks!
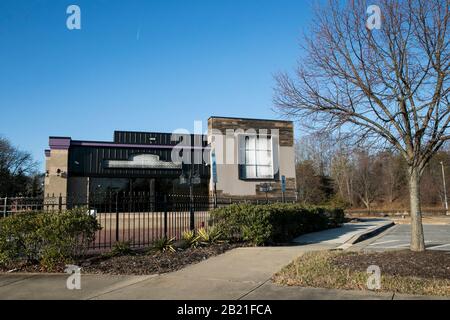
44;117;297;203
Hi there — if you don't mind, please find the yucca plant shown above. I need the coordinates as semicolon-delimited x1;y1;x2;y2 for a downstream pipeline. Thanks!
182;230;200;248
197;227;222;245
152;237;176;253
110;241;133;256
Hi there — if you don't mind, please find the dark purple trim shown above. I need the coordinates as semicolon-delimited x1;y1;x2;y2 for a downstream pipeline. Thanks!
70;140;210;150
49;137;71;150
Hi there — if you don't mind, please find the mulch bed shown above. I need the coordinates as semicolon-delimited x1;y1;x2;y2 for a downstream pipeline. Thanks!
82;242;244;275
0;242;245;275
332;250;450;280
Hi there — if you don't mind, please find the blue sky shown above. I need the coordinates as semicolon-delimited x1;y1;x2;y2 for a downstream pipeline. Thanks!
0;0;314;170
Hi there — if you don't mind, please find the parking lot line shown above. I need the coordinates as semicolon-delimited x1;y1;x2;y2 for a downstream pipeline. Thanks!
382;243;410;249
369;240;399;246
427;243;450;250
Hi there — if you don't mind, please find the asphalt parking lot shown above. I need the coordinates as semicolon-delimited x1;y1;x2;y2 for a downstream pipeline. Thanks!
363;224;450;252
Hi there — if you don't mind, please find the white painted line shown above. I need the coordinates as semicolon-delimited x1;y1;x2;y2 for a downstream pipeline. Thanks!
427;243;450;250
382;243;410;249
369;240;399;246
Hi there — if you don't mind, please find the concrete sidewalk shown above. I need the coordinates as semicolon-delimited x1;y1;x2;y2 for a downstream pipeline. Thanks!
0;244;333;300
1;250;446;300
93;244;335;300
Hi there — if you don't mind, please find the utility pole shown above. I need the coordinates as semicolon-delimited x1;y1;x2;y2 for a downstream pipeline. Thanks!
440;161;449;216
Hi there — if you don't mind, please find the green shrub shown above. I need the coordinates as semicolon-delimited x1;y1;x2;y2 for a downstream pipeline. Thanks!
110;241;133;256
0;208;102;270
210;203;344;246
152;237;176;253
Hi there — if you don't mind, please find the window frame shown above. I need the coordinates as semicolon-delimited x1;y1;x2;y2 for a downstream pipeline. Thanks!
238;133;276;181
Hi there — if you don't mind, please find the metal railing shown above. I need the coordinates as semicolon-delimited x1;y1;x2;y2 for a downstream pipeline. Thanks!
0;193;295;250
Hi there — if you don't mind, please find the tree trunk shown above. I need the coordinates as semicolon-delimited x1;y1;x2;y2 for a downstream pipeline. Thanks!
409;167;425;252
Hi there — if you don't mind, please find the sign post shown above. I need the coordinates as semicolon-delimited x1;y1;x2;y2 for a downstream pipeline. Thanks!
212;150;218;208
259;183;273;204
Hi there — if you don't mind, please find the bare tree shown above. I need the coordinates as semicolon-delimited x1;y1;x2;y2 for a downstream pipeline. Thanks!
296;132;336;176
353;150;383;210
296;160;328;204
378;151;408;204
274;0;450;251
330;143;356;206
0;136;38;196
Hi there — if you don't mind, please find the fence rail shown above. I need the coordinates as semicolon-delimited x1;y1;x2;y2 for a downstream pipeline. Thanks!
0;193;294;251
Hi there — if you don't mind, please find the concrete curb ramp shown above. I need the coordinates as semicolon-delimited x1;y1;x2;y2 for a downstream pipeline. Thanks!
348;221;395;244
293;219;395;250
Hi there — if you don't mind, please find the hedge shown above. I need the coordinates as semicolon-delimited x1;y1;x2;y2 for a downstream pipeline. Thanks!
0;208;101;270
210;203;345;246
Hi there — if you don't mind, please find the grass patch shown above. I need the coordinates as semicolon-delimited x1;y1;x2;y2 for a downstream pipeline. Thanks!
273;250;450;297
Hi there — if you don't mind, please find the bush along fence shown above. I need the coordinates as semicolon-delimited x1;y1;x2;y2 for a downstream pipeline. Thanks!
0;208;101;271
210;203;345;246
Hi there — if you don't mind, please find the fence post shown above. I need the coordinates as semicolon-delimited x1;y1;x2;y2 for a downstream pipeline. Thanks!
190;194;195;231
58;194;62;213
115;192;119;242
3;197;7;218
163;195;168;238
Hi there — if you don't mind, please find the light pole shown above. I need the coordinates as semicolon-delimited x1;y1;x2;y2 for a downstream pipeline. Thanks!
440;161;449;216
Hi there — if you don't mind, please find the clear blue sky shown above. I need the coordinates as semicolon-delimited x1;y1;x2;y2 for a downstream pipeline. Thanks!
0;0;314;170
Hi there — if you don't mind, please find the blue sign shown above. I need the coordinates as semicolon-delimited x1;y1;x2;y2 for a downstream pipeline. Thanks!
212;151;218;184
281;175;286;193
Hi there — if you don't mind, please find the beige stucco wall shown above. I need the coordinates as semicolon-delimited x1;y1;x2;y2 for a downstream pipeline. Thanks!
278;146;296;179
44;149;69;198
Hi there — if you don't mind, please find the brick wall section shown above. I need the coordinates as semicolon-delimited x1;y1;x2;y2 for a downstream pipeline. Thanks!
214;178;296;199
208;117;294;147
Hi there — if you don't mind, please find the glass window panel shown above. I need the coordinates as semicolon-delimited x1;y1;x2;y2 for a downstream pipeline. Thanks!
245;136;256;151
256;150;272;166
256;137;271;151
244;165;257;178
245;150;256;165
257;165;273;178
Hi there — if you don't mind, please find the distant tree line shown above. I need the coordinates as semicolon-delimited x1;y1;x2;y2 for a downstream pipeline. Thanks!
295;133;450;210
0;136;42;197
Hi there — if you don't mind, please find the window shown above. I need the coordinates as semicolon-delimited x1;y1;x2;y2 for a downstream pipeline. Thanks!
240;135;274;179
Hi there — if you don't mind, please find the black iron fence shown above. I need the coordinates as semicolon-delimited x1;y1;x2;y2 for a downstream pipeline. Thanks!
0;193;294;251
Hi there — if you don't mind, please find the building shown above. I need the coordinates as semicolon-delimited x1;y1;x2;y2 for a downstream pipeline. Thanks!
44;117;297;203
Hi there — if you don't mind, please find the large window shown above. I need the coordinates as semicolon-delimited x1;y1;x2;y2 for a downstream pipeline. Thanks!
240;135;274;179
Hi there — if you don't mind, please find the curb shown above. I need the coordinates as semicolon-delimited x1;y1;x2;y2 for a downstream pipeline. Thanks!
348;222;395;245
